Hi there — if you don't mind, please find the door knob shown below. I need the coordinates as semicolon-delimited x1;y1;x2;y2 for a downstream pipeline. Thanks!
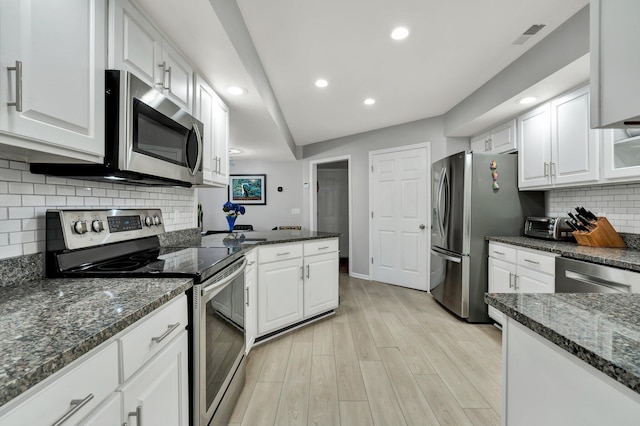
419;224;426;229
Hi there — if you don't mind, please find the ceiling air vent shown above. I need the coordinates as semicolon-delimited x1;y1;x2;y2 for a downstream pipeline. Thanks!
512;24;546;45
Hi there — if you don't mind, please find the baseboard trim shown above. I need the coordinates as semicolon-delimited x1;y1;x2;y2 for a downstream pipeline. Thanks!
349;272;370;280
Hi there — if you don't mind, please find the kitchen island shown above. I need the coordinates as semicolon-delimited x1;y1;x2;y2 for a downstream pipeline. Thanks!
486;292;640;425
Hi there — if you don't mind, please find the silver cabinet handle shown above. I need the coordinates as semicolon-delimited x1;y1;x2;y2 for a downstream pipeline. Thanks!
300;266;304;280
7;60;23;112
51;393;94;426
156;62;167;87
508;272;514;289
277;252;291;256
128;405;142;426
514;275;519;291
151;322;181;343
217;157;221;174
551;162;557;177
493;250;505;255
306;264;310;279
166;66;172;91
523;259;540;265
317;246;329;250
543;162;549;177
245;287;249;306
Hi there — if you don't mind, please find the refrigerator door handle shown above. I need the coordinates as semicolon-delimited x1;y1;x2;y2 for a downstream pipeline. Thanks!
436;167;447;237
430;247;462;264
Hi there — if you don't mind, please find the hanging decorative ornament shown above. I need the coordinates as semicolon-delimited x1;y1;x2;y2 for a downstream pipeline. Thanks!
490;160;500;191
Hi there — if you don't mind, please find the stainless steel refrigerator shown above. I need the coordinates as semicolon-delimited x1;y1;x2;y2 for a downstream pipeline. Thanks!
430;151;544;322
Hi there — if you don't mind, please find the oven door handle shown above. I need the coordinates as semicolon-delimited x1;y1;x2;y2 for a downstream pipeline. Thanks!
201;258;247;296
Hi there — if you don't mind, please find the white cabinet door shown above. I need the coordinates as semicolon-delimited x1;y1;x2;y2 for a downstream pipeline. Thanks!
488;257;516;295
120;331;189;426
491;119;517;153
110;0;162;88
78;392;122;426
257;258;304;335
602;130;640;181
161;41;193;113
194;75;228;187
244;254;257;353
551;86;599;186
470;132;489;153
517;266;555;293
304;252;339;318
0;0;105;162
590;0;640;129
518;103;552;189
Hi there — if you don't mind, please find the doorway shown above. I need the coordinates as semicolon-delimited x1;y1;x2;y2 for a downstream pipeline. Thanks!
369;143;430;291
310;155;352;276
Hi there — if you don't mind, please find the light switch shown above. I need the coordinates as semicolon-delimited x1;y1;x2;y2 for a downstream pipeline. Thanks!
291;208;301;215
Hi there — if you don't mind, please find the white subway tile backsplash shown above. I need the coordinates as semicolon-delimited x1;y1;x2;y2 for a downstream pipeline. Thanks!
548;182;640;234
0;161;196;259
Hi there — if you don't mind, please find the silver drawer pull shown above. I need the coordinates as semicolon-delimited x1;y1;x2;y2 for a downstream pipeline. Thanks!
128;405;142;426
247;260;255;266
317;246;329;250
493;250;505;255
51;393;94;426
7;60;23;112
524;259;540;265
151;322;181;343
277;252;291;256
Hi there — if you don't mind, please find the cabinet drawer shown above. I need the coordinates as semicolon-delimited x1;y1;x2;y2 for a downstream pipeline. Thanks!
119;294;188;381
304;238;339;256
0;342;118;426
516;249;556;276
258;243;302;264
488;242;517;263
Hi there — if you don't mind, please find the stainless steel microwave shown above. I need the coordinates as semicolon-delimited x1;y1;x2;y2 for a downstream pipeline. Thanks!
31;70;204;187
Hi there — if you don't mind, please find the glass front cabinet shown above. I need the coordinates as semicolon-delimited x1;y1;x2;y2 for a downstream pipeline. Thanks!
602;129;640;180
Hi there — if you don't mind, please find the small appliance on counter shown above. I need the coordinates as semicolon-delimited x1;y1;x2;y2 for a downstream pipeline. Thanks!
524;217;574;241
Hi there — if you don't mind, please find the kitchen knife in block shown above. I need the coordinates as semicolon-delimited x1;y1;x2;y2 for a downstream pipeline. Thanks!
572;217;626;248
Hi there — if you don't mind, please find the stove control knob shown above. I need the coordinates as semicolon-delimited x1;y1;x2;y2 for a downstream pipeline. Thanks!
144;216;153;227
91;219;104;233
73;220;88;234
153;215;161;226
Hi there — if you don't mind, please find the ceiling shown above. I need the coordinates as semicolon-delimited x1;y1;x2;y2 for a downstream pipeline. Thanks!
134;0;589;159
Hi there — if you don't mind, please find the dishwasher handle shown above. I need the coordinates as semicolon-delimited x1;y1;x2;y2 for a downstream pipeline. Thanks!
564;270;632;293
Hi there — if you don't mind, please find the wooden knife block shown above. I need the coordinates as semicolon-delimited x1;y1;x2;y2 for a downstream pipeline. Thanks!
572;217;626;248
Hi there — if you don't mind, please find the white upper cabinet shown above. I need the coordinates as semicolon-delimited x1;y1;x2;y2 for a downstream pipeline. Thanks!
590;0;640;129
110;0;193;113
602;130;640;181
470;119;517;154
0;0;106;163
194;75;229;187
550;86;599;186
519;86;599;190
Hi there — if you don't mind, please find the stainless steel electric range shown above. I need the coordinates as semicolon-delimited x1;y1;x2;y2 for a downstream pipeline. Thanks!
45;208;246;426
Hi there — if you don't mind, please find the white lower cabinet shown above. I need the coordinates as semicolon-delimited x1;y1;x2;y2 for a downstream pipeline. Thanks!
0;295;189;425
120;330;189;426
488;242;557;325
244;250;257;353
257;239;339;337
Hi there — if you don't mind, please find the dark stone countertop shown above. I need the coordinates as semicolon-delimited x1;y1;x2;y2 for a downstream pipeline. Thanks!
198;230;341;249
0;277;192;406
487;235;640;272
485;293;640;395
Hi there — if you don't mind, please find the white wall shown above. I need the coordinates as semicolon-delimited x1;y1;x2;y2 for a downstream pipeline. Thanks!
547;183;640;234
0;159;196;259
302;116;446;276
197;159;304;231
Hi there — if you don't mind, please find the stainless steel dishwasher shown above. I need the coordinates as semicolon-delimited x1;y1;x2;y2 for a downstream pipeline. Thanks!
555;257;640;293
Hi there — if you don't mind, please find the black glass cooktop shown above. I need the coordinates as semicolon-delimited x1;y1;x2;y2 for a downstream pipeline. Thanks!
64;246;241;283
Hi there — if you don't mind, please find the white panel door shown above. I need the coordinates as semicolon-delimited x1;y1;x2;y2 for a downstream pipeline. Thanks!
518;103;551;189
161;41;193;113
0;0;105;160
371;145;429;290
257;258;304;335
304;251;339;317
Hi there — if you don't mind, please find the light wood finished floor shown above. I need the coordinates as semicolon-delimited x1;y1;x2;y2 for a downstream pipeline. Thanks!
229;274;502;425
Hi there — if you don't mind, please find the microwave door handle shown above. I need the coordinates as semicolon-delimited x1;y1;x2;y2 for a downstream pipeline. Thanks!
190;123;203;176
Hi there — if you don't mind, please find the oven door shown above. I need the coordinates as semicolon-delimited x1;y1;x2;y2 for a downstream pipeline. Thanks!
193;257;246;426
124;71;203;184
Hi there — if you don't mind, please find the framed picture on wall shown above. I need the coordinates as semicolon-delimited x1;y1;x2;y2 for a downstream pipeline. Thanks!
228;174;267;205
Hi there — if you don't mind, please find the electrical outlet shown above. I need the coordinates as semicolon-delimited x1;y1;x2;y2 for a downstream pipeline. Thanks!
291;208;301;215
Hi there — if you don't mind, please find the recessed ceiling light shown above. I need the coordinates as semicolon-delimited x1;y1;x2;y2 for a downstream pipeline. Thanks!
227;86;247;95
229;148;243;155
364;98;376;105
315;79;328;88
391;26;410;40
519;96;537;105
